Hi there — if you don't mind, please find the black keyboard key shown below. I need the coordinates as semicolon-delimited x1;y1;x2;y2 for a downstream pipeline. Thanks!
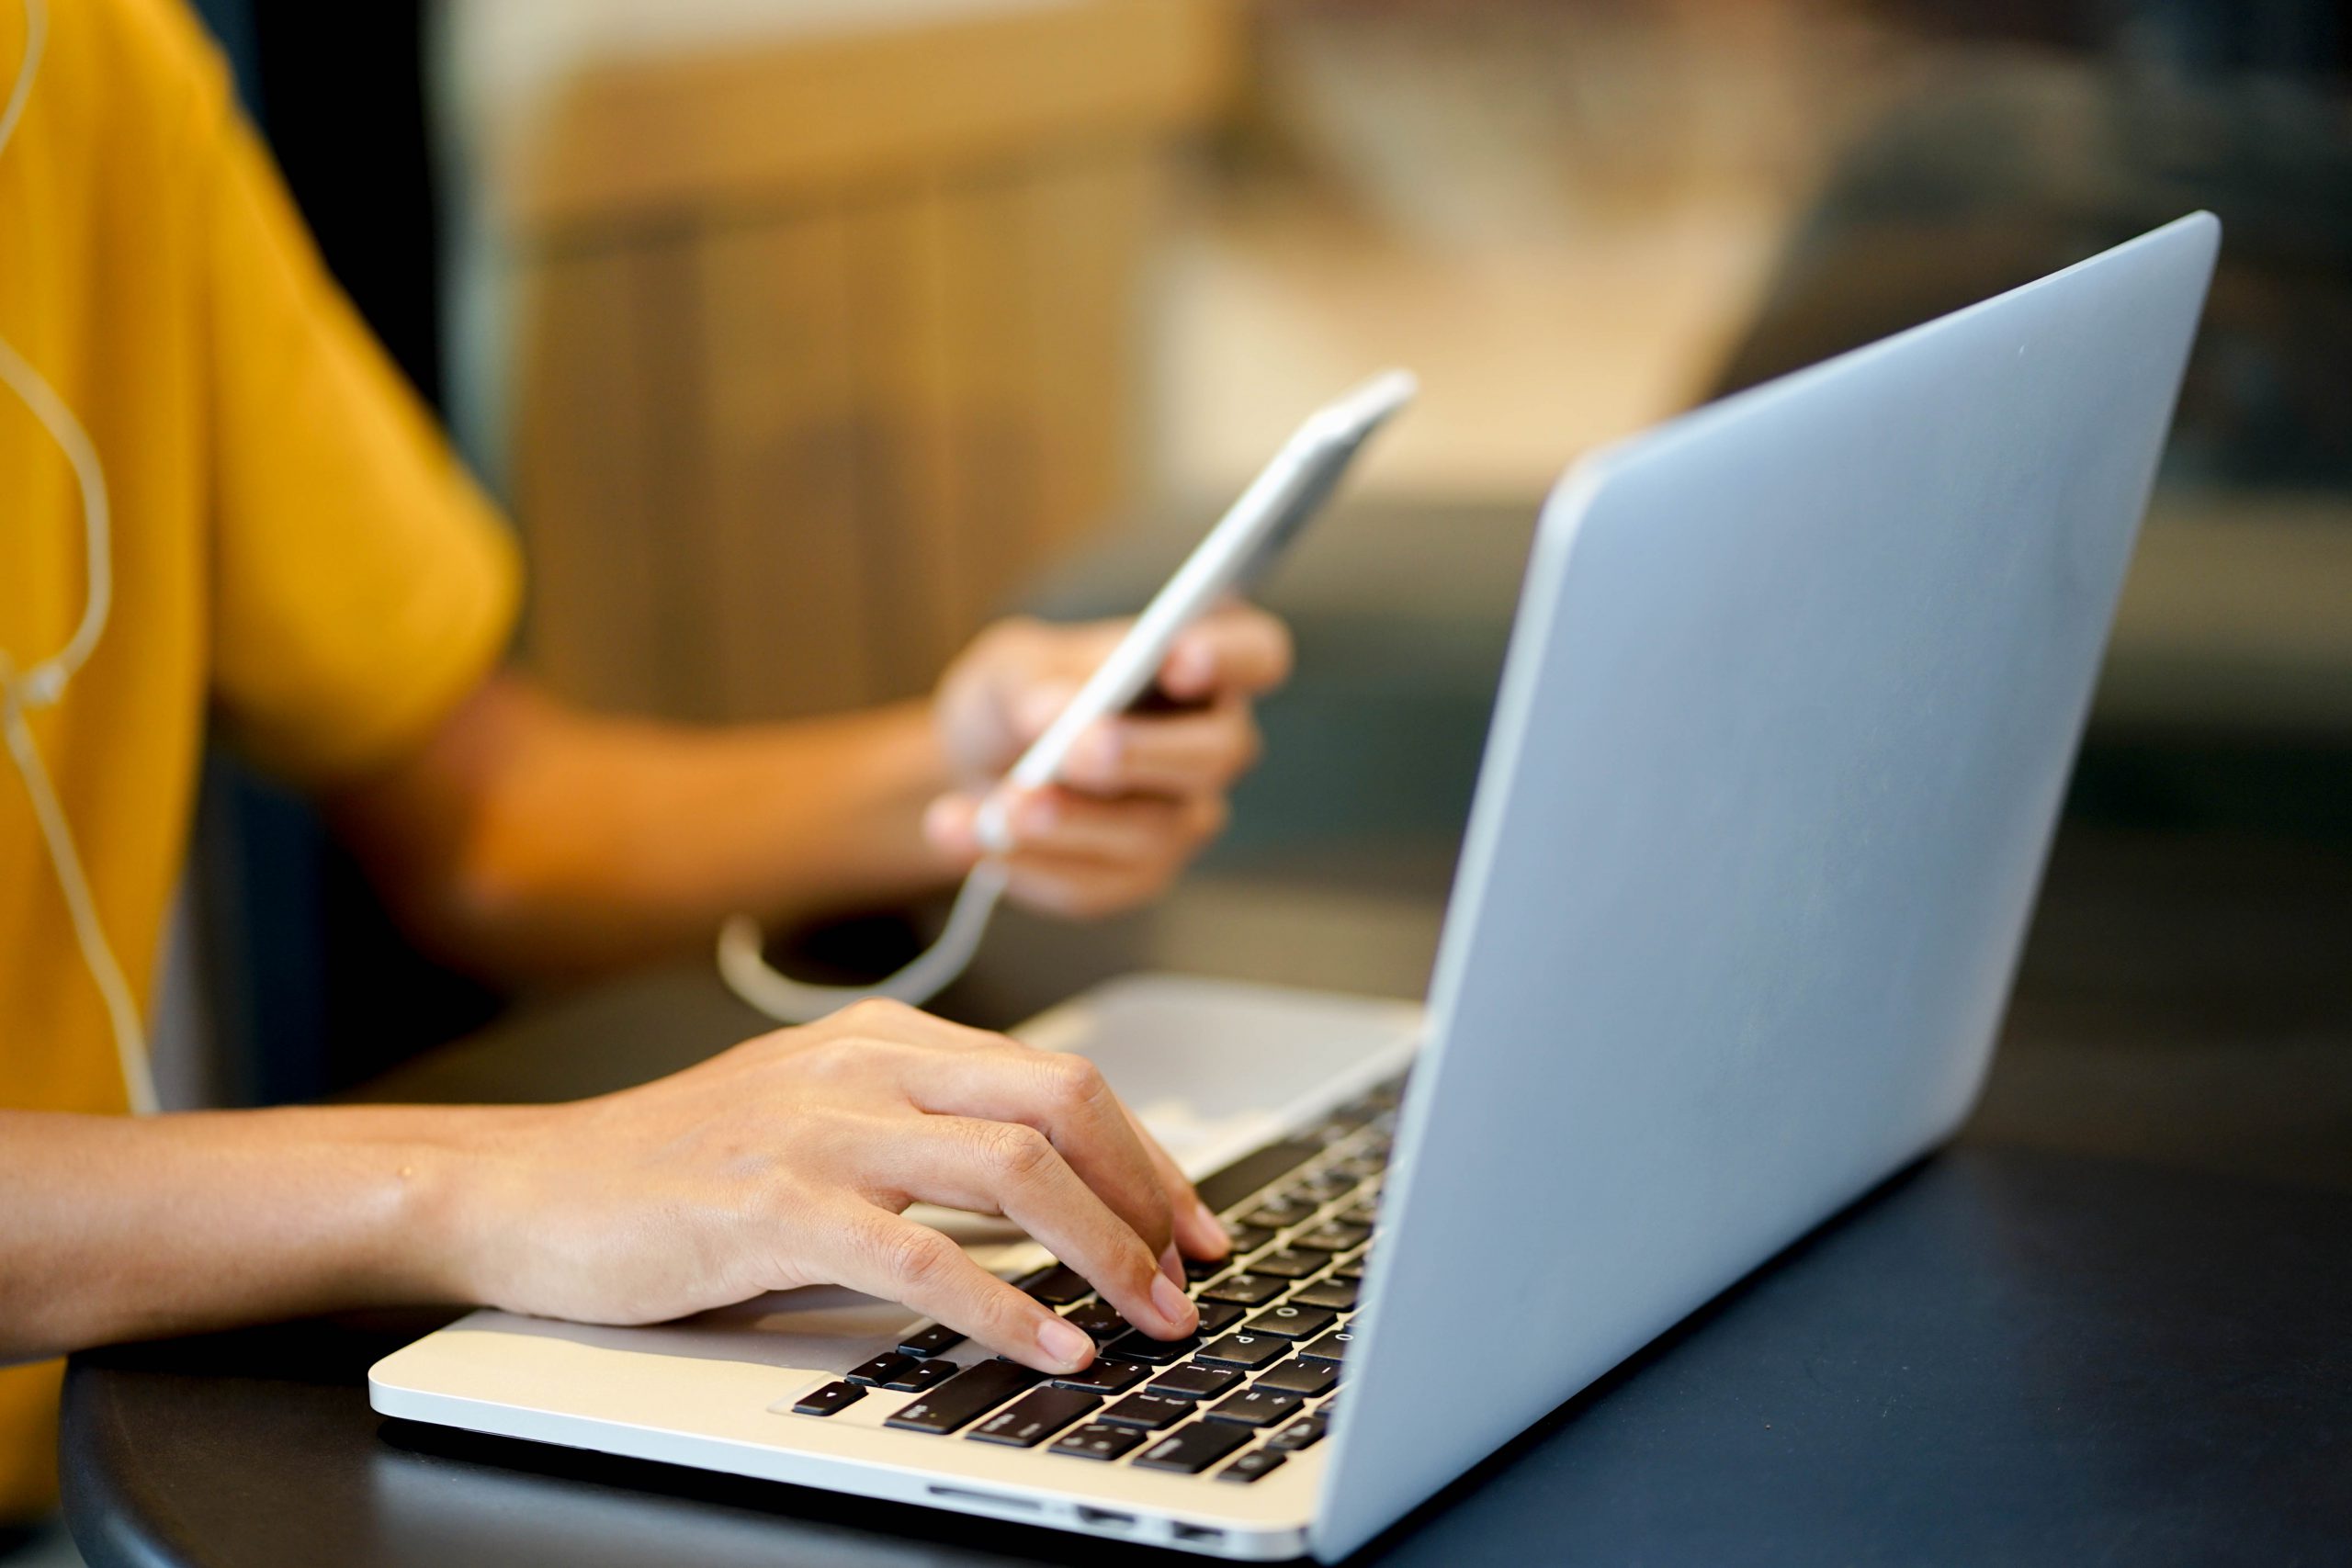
1241;1304;1336;1340
1219;1449;1288;1484
1298;1329;1356;1366
1287;1278;1359;1312
1240;1197;1317;1230
1020;1264;1091;1306
1182;1255;1227;1281
1249;1249;1323;1280
886;1358;958;1393
1197;1138;1322;1217
1204;1386;1306;1427
1331;1257;1368;1282
792;1381;865;1416
886;1359;1042;1434
1255;1358;1340;1398
1149;1364;1241;1401
1195;1301;1244;1337
1107;1329;1201;1366
1061;1299;1129;1344
1193;1332;1288;1371
1199;1272;1286;1307
1266;1413;1329;1451
1099;1391;1195;1430
898;1322;965;1359
1336;1201;1379;1227
1051;1357;1150;1396
967;1386;1100;1448
1224;1224;1276;1256
1291;1222;1373;1254
1049;1422;1147;1462
847;1352;916;1388
1294;1168;1359;1201
1132;1420;1253;1474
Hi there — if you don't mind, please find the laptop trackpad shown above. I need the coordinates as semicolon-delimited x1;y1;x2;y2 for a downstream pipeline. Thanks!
1012;973;1423;1177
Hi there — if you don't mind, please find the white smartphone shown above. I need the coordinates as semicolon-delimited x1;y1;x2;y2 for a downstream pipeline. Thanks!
978;368;1418;846
722;368;1416;1021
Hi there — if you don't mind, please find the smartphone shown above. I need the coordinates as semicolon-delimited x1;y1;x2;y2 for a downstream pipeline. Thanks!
723;369;1417;1021
978;369;1417;846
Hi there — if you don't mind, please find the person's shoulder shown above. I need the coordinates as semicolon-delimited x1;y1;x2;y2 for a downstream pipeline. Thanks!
29;0;234;149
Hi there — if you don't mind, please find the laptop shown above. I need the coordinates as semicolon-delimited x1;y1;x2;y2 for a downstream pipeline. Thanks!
369;213;2219;1561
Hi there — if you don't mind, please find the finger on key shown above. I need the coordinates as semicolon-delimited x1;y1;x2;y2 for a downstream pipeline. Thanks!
880;1115;1194;1340
823;1207;1097;1374
1120;1101;1229;1263
903;1045;1180;1264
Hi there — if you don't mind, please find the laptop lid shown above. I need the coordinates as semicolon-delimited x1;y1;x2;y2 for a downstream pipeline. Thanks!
1312;214;2220;1561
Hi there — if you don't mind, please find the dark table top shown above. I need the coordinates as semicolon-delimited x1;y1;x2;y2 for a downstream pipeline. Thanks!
60;1140;2352;1568
59;820;2352;1567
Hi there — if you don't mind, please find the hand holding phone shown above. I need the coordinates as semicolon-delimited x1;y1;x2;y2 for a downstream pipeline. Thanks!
977;370;1417;846
722;369;1418;1022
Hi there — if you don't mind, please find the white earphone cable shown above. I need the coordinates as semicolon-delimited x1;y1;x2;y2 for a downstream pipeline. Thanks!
3;0;161;1114
718;860;1010;1024
0;0;37;159
2;658;158;1116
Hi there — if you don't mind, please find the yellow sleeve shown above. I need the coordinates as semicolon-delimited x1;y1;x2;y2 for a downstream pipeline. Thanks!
200;98;521;784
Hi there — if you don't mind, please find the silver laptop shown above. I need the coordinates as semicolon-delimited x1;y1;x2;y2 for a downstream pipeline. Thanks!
370;213;2218;1562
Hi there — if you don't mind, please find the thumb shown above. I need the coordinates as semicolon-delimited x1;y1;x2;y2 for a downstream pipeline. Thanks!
1011;680;1080;746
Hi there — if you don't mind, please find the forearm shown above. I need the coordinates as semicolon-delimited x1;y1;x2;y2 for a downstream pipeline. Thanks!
0;1105;511;1363
337;680;963;979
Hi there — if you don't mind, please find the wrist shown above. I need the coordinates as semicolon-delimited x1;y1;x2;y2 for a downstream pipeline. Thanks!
820;699;968;889
368;1104;549;1307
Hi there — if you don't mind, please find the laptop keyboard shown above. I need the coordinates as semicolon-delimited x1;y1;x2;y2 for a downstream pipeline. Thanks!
788;1075;1404;1484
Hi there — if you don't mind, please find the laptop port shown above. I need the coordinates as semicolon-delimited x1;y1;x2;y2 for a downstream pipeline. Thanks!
1074;1506;1136;1529
1170;1522;1227;1546
925;1484;1039;1514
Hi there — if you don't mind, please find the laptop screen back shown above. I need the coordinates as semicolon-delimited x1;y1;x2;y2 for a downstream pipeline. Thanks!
1314;215;2219;1562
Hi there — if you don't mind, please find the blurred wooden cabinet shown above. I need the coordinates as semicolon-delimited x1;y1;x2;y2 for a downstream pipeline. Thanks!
510;0;1238;721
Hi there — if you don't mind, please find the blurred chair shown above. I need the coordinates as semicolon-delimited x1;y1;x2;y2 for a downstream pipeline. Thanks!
506;0;1238;723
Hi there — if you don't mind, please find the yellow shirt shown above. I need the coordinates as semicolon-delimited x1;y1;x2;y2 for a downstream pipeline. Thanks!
1;0;519;1517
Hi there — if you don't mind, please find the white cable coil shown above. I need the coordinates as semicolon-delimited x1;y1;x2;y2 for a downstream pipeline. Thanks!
718;860;1010;1023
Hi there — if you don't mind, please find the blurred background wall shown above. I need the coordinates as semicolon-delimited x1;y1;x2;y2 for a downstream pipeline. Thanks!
184;0;2350;1098
423;0;2352;749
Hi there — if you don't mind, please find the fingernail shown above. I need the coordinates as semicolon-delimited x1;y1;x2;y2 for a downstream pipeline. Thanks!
1150;1271;1195;1333
1037;1314;1094;1371
1193;1199;1229;1253
1159;1243;1185;1287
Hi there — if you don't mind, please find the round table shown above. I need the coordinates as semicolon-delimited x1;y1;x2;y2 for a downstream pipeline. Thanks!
61;828;2352;1565
62;1133;2352;1567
